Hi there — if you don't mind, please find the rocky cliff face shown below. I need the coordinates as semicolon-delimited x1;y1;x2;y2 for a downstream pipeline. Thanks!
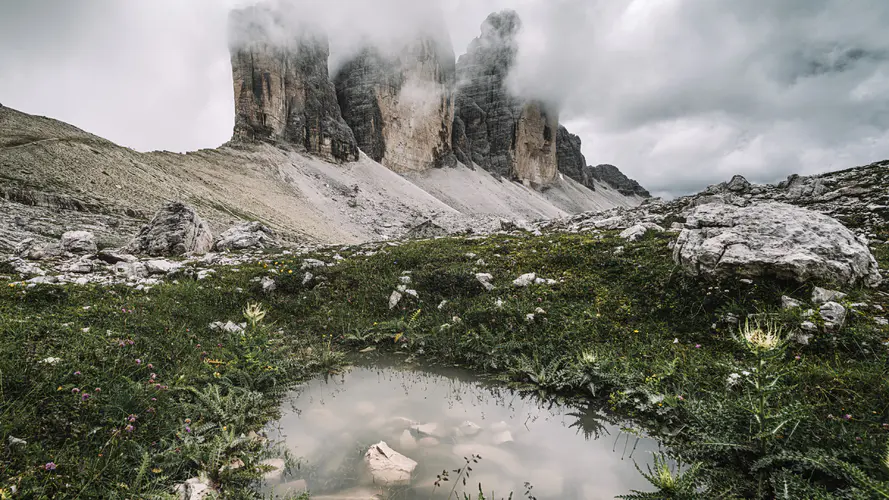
451;10;558;188
229;5;358;163
555;126;592;189
334;36;457;172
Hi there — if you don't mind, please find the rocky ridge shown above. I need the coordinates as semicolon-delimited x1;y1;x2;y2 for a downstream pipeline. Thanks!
554;125;650;197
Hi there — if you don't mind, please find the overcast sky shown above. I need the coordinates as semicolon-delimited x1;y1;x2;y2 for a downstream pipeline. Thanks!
1;0;887;197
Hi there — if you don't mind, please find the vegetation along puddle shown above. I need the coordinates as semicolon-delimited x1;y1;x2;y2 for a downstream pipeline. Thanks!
263;360;662;499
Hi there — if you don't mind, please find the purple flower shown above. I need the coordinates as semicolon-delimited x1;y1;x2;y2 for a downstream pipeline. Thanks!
845;414;853;420
128;414;137;423
147;363;154;369
695;344;702;348
81;393;90;401
794;355;801;360
44;462;57;471
155;384;162;390
125;424;134;432
73;371;82;376
151;397;157;401
71;388;80;394
150;373;156;379
135;359;142;365
185;426;192;433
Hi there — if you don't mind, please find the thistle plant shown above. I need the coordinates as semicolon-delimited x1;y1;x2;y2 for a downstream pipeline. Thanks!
243;302;267;329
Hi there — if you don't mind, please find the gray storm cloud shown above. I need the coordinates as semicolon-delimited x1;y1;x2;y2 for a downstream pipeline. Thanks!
0;0;887;197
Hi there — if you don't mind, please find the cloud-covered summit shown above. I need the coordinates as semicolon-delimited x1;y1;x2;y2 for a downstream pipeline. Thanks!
0;0;886;197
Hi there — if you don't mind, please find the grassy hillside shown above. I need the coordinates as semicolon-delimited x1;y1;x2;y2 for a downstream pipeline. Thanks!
1;230;888;498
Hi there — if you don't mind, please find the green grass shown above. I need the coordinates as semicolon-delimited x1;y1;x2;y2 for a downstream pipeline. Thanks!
2;229;889;498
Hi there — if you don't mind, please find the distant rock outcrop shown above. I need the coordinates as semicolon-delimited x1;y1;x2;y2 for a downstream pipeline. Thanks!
228;4;358;162
451;10;558;188
334;34;457;172
589;164;651;198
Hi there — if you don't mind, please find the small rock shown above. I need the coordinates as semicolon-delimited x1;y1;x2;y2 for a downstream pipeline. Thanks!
364;441;417;486
302;272;314;285
214;221;278;251
145;259;178;275
301;259;327;270
513;273;536;287
475;273;495;291
875;317;888;326
97;249;137;264
619;223;664;242
812;287;847;305
261;276;277;293
61;257;94;274
820;301;847;331
781;296;802;309
437;300;448;310
388;291;403;310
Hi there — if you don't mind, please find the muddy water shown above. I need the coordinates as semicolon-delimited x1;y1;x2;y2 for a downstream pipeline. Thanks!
266;361;662;499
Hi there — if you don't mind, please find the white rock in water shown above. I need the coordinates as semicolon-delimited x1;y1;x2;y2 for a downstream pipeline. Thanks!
399;430;418;451
457;421;482;437
674;202;882;287
364;441;417;486
491;430;514;445
513;273;536;287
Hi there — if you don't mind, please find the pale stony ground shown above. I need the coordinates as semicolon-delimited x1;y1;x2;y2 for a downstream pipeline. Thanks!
0;105;640;252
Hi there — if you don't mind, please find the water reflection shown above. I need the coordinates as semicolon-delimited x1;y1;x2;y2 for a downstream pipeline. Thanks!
267;360;661;499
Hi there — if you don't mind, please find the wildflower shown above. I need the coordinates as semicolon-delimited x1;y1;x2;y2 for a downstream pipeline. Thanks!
95;388;101;392
152;468;162;474
677;395;685;401
44;462;57;471
125;425;134;432
184;418;191;424
73;371;81;376
155;384;162;389
81;393;91;401
222;426;227;431
243;302;267;325
214;372;221;378
634;329;639;333
695;344;701;348
845;414;853;420
673;338;679;344
794;355;801;360
147;363;154;369
739;319;782;351
72;388;80;394
185;426;192;433
150;373;157;379
135;359;142;365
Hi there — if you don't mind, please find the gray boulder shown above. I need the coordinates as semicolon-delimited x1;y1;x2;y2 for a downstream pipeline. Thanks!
674;202;882;287
820;302;847;331
214;221;278;251
619;223;664;242
60;231;97;254
126;202;213;257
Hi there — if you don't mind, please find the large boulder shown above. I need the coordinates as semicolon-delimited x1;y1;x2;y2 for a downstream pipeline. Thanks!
126;202;213;257
60;231;97;254
674;202;882;287
214;221;278;251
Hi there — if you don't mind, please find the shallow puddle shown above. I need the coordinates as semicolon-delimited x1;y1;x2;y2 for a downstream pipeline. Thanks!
266;361;662;499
